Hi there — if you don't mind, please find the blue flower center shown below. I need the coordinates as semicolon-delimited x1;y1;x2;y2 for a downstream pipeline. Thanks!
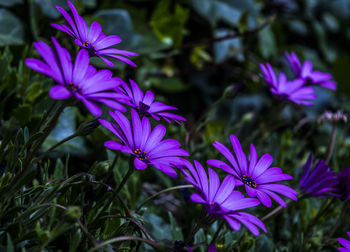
136;102;150;116
65;82;82;94
134;148;149;161
242;174;257;188
83;40;96;56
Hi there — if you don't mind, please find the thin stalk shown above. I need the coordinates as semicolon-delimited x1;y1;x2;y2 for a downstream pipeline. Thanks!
326;203;348;240
305;198;335;236
45;133;77;153
102;215;154;241
187;97;224;146
135;185;193;212
34;101;56;132
91;158;135;226
326;123;336;164
6;102;67;195
87;236;157;252
211;221;225;244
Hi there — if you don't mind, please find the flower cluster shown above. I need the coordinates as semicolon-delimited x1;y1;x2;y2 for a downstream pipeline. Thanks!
24;0;346;249
260;52;336;105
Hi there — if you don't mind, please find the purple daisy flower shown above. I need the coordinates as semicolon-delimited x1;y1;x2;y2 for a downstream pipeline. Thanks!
117;78;186;124
208;243;217;252
338;232;350;252
337;167;350;201
51;0;138;67
207;135;298;207
260;63;316;105
182;160;266;236
299;154;338;198
25;37;125;116
98;109;189;177
285;51;336;90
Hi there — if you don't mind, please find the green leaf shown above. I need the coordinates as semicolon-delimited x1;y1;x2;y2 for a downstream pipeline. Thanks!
6;233;14;252
53;159;64;179
150;77;189;93
150;0;189;48
258;25;277;58
168;212;183;241
0;0;22;7
332;56;350;97
0;9;24;46
26;81;43;103
13;104;32;125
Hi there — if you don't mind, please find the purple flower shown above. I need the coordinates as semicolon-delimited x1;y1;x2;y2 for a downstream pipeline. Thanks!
285;51;336;90
299;154;338;198
338;232;350;252
208;243;217;252
117;79;186;124
25;37;125;116
98;109;189;177
260;63;316;105
182;160;266;236
51;0;138;67
337;167;350;201
207;135;298;207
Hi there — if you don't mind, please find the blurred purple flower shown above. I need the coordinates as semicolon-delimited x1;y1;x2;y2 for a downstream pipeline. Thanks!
25;37;125;116
338;232;350;252
299;154;338;198
98;109;189;177
51;0;138;67
117;79;186;124
182;160;266;236
207;135;298;207
260;63;316;105
285;51;336;90
208;243;217;252
337;167;350;201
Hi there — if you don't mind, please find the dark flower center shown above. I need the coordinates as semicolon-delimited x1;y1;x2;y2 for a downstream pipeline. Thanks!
205;202;221;215
136;102;150;116
65;82;82;94
83;40;97;56
134;148;149;161
242;174;257;188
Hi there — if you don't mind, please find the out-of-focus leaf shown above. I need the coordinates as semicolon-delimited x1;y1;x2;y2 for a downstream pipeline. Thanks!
43;107;86;155
258;25;276;58
26;81;43;103
190;45;212;70
0;0;22;7
95;9;142;50
191;0;241;27
332;56;350;97
168;212;183;241
150;77;189;93
150;0;189;48
33;0;67;19
13;104;32;125
214;28;243;62
0;9;24;46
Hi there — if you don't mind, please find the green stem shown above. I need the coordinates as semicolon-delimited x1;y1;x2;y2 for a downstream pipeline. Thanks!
135;185;193;212
9;102;68;189
326;122;336;164
91;158;135;226
87;236;157;252
326;202;348;240
211;221;225;244
102;215;154;241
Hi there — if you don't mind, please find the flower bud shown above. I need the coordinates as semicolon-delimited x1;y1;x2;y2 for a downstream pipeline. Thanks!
75;119;100;136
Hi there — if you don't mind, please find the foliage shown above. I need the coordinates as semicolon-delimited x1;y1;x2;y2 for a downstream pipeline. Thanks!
1;0;350;251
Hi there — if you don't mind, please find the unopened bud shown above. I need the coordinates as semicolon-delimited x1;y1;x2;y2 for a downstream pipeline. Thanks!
65;206;81;221
222;83;245;99
76;119;100;136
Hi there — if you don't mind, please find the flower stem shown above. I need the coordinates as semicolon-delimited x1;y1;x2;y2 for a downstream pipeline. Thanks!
135;184;193;212
326;202;348;240
91;158;135;226
326;122;337;164
211;220;225;244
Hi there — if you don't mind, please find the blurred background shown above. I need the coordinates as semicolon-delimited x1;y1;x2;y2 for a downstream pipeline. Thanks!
1;0;350;251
